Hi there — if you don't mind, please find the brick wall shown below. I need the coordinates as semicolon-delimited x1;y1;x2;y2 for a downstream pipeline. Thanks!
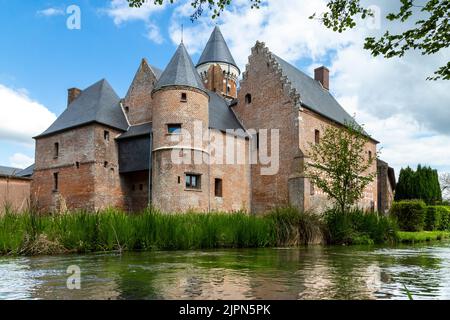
233;42;378;213
233;43;301;214
123;59;159;125
151;86;211;212
0;177;31;212
32;124;127;212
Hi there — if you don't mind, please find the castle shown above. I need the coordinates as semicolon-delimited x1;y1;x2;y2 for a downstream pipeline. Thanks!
27;26;395;214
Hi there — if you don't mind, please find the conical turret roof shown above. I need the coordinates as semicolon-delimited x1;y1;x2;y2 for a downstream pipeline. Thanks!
196;26;238;71
154;43;205;91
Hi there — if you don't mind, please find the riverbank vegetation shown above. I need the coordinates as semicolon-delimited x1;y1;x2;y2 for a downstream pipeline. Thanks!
397;231;450;243
0;207;328;255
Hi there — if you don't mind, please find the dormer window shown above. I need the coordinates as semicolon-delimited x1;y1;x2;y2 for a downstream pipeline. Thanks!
181;92;187;102
245;93;252;104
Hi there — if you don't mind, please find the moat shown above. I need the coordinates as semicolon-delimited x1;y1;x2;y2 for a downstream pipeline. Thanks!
1;241;450;300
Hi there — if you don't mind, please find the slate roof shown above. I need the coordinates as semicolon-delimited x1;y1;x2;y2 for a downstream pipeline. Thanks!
149;64;163;79
36;79;128;138
0;165;21;176
17;164;35;177
273;54;358;128
197;26;239;71
208;91;244;132
117;123;152;140
154;43;205;92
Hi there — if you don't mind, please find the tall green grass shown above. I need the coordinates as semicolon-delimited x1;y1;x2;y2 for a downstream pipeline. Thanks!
0;207;324;256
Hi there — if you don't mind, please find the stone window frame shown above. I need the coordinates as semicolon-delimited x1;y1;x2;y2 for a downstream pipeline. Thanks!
104;130;110;142
314;129;320;145
180;92;187;102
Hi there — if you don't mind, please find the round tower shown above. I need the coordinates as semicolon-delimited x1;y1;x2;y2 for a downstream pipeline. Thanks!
152;42;211;212
196;26;240;100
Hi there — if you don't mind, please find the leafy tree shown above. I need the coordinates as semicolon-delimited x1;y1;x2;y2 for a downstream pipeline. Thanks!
305;121;377;214
395;164;442;204
127;0;449;80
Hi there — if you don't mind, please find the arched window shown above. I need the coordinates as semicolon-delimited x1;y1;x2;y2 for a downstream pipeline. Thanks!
245;93;252;104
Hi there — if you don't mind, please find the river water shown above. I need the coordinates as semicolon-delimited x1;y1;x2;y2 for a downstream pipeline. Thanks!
1;241;450;300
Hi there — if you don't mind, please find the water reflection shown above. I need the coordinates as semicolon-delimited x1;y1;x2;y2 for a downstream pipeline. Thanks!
1;241;450;300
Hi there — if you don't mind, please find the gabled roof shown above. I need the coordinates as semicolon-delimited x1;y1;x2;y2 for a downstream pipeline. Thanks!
17;164;35;177
154;43;205;92
36;79;128;138
0;165;21;176
272;54;358;129
117;123;152;140
208;91;244;132
197;26;238;71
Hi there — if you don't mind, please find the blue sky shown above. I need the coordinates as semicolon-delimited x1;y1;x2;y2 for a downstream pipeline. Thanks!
0;0;449;178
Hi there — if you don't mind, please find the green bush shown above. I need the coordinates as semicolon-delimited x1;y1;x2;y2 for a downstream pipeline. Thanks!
391;200;426;231
425;206;442;231
324;209;398;245
437;206;450;231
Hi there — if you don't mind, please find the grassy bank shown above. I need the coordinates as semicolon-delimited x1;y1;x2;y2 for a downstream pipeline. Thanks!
0;207;325;256
397;231;450;243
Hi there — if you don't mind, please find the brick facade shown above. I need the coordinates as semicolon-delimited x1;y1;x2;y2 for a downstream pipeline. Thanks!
29;31;390;215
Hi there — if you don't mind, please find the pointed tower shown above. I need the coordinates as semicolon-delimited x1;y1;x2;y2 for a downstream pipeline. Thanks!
196;26;240;99
151;43;211;212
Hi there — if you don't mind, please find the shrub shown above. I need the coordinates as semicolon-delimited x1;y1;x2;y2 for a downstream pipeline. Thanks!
438;206;450;231
324;208;398;245
391;200;426;231
425;206;442;231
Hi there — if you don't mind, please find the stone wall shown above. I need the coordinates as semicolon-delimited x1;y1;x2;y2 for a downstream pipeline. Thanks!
0;176;31;212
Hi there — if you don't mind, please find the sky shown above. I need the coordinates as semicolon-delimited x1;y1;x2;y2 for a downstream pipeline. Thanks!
0;0;449;178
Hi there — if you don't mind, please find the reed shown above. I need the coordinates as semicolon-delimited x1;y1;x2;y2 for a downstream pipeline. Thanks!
0;207;320;255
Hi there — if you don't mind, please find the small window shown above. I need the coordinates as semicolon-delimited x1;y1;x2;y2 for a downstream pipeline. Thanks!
256;132;260;149
168;124;182;134
315;130;320;144
104;161;108;168
186;174;201;190
53;172;59;191
245;93;252;104
181;92;187;102
178;176;181;184
76;162;80;169
227;85;231;94
368;151;373;160
310;182;315;196
104;130;110;141
215;178;223;197
139;184;143;191
54;142;59;158
125;106;129;113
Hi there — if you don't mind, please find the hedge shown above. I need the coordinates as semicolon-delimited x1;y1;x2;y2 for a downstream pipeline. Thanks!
391;200;426;231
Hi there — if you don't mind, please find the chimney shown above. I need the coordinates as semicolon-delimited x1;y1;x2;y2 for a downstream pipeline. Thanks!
67;88;82;106
314;66;330;90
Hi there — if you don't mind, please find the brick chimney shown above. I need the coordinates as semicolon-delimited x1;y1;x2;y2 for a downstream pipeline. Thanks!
67;88;82;106
314;66;329;90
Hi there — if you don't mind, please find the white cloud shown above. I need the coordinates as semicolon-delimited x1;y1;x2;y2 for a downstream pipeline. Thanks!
9;153;34;169
105;0;166;25
0;84;56;145
146;23;164;44
167;0;450;174
37;8;65;17
103;0;167;44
